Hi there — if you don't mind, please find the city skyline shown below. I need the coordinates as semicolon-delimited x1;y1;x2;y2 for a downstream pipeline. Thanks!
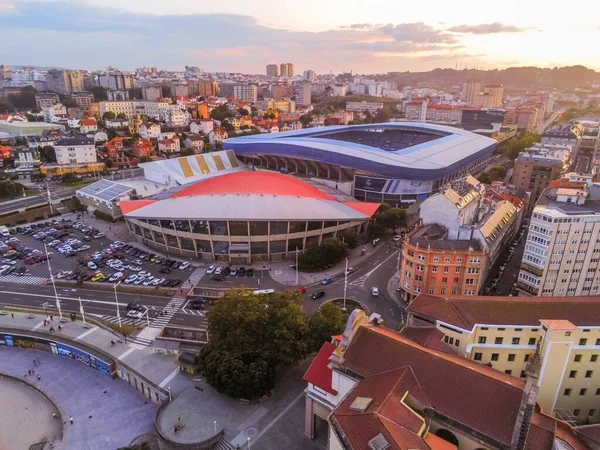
2;0;600;73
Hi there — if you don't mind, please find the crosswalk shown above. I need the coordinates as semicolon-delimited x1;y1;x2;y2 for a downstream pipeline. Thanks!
98;315;154;346
148;297;185;329
0;275;49;285
349;275;369;286
187;268;206;286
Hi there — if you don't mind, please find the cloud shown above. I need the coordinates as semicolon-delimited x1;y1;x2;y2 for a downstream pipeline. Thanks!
381;22;459;43
448;22;529;34
0;0;479;72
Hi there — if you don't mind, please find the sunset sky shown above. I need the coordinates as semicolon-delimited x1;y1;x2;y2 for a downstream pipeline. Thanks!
1;0;599;73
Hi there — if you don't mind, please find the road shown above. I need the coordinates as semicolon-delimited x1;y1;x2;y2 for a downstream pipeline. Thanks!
0;186;77;215
536;111;561;135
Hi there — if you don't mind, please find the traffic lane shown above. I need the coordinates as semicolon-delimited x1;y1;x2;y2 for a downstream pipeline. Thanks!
196;269;286;290
167;311;207;328
0;196;47;214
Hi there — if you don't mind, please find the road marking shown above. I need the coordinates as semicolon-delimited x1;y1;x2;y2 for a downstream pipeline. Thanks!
32;321;45;331
74;327;97;341
158;367;180;388
0;289;131;307
362;250;399;280
117;347;136;360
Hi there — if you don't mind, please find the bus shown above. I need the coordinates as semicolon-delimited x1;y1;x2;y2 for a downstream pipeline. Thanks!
252;289;275;295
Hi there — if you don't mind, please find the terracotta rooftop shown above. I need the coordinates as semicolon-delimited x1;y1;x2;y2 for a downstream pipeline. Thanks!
341;325;525;447
400;327;454;353
548;179;586;189
408;294;600;329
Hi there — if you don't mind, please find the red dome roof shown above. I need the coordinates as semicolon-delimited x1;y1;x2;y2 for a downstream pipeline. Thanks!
170;171;335;200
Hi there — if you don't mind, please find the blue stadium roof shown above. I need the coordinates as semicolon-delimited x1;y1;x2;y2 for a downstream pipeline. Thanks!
224;122;497;181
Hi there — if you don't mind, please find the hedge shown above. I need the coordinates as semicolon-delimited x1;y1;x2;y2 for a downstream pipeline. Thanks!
93;209;117;223
25;204;48;212
0;211;18;219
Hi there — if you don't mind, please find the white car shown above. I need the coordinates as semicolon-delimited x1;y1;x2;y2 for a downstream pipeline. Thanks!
1;259;16;265
124;275;138;284
392;235;401;242
371;287;379;297
126;309;144;319
214;267;223;275
143;277;155;286
179;262;190;270
139;271;151;277
128;266;142;272
0;265;11;275
87;261;98;270
344;267;355;276
108;272;123;282
206;265;216;275
152;278;165;286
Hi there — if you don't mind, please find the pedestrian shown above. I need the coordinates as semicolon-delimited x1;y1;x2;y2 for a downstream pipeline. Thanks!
36;357;40;366
28;369;31;376
52;412;57;420
43;319;47;326
58;325;62;331
69;416;74;424
11;313;14;319
37;374;41;381
33;359;37;367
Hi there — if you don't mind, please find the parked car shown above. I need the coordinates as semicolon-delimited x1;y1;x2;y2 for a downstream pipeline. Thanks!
214;267;223;275
190;297;206;310
179;262;190;270
87;261;98;270
93;233;105;239
222;267;231;276
91;273;105;282
206;265;216;275
246;268;254;277
311;290;325;299
238;267;246;276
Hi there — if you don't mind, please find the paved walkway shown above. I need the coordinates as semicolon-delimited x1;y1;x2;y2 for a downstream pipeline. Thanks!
0;347;157;450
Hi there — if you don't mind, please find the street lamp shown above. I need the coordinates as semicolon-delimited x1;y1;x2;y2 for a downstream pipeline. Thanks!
295;246;299;286
77;296;88;328
247;437;251;450
167;386;172;402
343;257;348;312
22;188;26;198
213;420;217;435
113;280;122;329
45;243;62;319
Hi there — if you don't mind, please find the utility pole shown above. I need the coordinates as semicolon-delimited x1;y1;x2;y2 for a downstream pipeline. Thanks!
45;243;62;319
113;280;122;328
343;257;348;312
295;246;299;286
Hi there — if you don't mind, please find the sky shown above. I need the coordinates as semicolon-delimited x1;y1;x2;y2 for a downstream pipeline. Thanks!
1;0;600;74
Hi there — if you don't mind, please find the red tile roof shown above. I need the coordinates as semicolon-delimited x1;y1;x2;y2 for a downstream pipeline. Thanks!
341;325;525;447
302;342;337;395
408;294;600;329
401;327;454;353
170;171;335;200
80;118;97;126
548;179;586;189
119;199;157;214
342;201;380;218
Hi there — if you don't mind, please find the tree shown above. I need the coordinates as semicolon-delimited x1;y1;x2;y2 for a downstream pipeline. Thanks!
90;86;108;101
299;114;313;128
307;303;348;352
38;145;56;163
0;180;28;198
198;347;276;400
337;229;360;249
299;237;349;270
102;111;116;120
61;97;77;108
374;203;407;236
0;98;15;113
61;172;78;183
8;86;38;110
116;113;128;120
128;88;143;100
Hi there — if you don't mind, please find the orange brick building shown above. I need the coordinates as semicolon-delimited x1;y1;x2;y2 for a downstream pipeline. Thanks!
399;223;487;302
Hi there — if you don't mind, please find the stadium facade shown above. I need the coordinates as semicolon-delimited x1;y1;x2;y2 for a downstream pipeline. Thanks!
224;123;497;205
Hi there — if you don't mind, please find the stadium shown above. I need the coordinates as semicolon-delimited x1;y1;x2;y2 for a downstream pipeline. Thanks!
121;166;379;264
224;122;497;205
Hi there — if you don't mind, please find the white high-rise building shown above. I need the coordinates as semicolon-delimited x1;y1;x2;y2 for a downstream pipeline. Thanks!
517;174;600;297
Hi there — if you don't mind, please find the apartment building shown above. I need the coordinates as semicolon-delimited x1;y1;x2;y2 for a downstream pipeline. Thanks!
295;80;311;106
483;84;504;108
142;86;162;101
271;83;292;100
406;293;600;423
171;81;189;98
53;137;96;164
233;84;258;102
399;223;487;302
266;64;279;78
405;99;428;121
543;124;584;157
157;106;189;127
304;310;588;450
197;80;219;98
71;91;94;110
139;123;161;140
99;100;170;119
345;101;383;113
279;63;294;77
513;154;564;211
35;92;60;110
461;79;481;104
517;174;600;296
45;70;83;95
190;119;214;135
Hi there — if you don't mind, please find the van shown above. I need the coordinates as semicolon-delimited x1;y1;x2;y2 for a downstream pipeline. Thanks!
0;226;10;237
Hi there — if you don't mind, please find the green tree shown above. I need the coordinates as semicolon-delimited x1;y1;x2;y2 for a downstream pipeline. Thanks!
306;303;348;352
198;347;276;400
337;229;360;249
128;88;143;100
38;145;56;163
9;86;38;110
299;237;349;270
374;203;406;235
102;111;116;120
61;97;77;108
116;113;128;120
90;86;108;101
61;172;78;183
299;114;313;128
0;180;28;198
0;98;15;113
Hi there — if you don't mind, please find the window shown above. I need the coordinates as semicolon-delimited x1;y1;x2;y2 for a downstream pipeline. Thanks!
564;388;572;396
432;267;437;273
445;256;451;262
569;370;577;378
443;267;449;273
508;354;515;362
449;337;454;345
596;338;600;345
505;370;512;375
524;354;530;362
592;355;598;362
512;338;520;345
580;389;588;396
495;337;503;344
580;338;588;346
444;336;449;343
596;388;600;396
590;409;596;417
575;354;582;362
474;353;482;361
442;277;448;283
433;256;439;262
586;370;594;378
455;267;461;273
455;339;460;347
491;353;499;361
528;338;536;345
520;370;526;378
565;332;571;336
574;409;580;416
478;336;487;344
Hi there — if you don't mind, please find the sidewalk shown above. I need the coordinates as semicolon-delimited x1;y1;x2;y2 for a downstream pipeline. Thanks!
0;310;191;396
269;242;383;287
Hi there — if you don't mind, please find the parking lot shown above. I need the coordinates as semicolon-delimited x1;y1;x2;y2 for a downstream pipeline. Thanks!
0;218;192;288
196;264;282;290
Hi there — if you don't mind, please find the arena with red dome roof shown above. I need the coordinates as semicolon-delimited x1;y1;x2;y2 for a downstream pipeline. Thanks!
121;170;380;263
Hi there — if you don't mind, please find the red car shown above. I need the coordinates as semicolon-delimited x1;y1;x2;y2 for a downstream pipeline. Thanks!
298;287;306;294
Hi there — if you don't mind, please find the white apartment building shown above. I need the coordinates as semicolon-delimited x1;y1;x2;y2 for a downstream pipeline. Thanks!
518;176;600;297
53;138;97;165
140;123;161;140
42;104;67;122
99;100;170;119
233;84;257;102
345;101;383;113
190;119;214;135
158;106;190;127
